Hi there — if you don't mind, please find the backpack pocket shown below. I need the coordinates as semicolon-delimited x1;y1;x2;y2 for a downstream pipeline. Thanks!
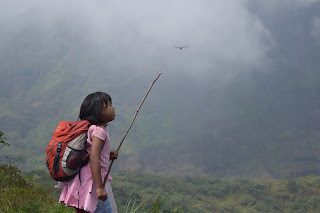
66;147;85;170
61;133;88;176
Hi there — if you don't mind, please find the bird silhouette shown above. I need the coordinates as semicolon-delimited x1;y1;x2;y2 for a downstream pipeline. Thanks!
173;45;189;50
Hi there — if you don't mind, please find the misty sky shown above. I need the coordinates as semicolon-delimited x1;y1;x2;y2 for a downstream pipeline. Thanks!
0;0;320;80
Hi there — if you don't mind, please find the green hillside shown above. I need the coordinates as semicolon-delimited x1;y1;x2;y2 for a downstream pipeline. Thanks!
2;164;320;213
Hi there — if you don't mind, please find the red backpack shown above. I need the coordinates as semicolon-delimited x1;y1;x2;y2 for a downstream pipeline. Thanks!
46;120;91;181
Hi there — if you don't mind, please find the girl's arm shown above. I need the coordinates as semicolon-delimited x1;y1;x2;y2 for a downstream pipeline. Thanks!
90;135;108;201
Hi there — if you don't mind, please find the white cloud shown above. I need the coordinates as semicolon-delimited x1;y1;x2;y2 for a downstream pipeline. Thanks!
0;0;273;76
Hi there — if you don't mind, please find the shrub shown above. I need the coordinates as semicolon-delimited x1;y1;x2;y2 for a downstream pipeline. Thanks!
0;164;72;213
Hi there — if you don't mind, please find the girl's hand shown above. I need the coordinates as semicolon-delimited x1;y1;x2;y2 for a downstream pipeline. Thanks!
96;187;108;201
110;150;118;160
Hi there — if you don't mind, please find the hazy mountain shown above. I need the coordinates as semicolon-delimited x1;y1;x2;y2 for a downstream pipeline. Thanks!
1;1;320;179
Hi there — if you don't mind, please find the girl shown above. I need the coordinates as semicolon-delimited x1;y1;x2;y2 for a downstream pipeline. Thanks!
56;92;118;213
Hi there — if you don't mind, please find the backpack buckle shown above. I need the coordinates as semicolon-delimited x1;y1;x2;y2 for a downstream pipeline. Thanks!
56;143;62;152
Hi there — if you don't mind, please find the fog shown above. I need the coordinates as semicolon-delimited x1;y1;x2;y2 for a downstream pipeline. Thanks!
0;1;271;76
1;0;320;178
1;0;319;78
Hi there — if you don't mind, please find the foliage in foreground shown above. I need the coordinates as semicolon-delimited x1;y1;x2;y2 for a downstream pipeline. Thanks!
25;168;320;213
0;164;183;213
2;163;320;212
0;164;73;213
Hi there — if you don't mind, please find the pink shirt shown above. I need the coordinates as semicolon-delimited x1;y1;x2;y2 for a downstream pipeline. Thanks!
86;125;111;169
57;125;112;213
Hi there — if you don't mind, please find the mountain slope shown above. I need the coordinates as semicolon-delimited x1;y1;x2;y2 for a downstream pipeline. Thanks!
1;3;320;178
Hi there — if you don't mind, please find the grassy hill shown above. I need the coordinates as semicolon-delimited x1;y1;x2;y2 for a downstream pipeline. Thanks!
0;164;72;213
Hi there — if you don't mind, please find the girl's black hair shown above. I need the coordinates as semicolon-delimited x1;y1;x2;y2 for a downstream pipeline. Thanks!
78;92;112;125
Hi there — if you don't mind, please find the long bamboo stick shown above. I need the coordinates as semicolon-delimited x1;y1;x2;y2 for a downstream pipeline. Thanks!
104;72;162;185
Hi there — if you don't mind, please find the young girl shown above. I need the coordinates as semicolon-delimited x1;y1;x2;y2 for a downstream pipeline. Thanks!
56;92;118;213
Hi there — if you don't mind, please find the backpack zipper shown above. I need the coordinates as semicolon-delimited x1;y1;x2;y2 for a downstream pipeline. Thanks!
46;140;57;167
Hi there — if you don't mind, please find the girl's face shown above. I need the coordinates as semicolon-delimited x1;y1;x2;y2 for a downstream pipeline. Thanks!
102;101;115;126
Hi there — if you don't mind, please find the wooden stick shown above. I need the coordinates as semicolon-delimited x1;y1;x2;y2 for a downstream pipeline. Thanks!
104;72;162;185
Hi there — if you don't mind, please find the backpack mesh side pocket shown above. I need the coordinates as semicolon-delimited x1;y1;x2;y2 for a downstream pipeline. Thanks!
61;133;87;176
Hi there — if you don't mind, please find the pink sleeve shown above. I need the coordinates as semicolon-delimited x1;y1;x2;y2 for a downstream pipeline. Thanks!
87;125;107;145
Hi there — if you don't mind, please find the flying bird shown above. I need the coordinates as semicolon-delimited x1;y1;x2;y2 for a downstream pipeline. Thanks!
173;45;189;50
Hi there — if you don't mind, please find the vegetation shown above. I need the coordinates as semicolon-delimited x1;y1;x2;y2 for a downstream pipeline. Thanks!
0;130;9;150
0;131;70;212
4;165;320;213
0;165;185;213
111;172;320;213
0;164;73;213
